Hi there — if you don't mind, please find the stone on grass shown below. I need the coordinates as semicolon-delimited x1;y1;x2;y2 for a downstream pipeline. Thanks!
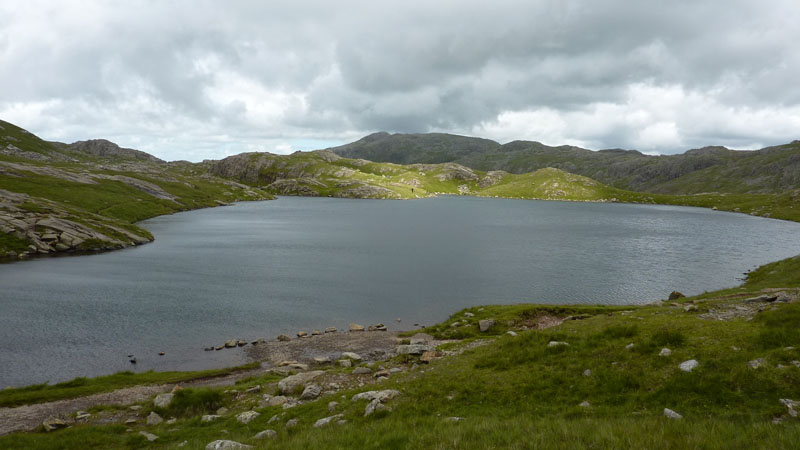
464;312;475;317
216;407;229;415
268;396;288;406
285;418;299;428
659;348;672;357
679;359;699;372
338;359;352;368
352;367;372;375
351;390;401;402
314;414;343;427
205;440;253;450
237;411;260;424
478;319;496;332
420;351;443;363
153;393;174;408
664;408;683;419
780;399;800;417
396;344;431;355
301;384;322;400
202;415;222;422
625;343;635;350
146;411;163;425
749;358;767;369
445;416;464;422
583;369;592;377
341;351;362;361
42;417;68;432
506;330;518;337
548;341;569;347
139;431;158;442
277;370;325;394
364;398;392;416
579;401;591;408
254;429;277;439
328;401;339;412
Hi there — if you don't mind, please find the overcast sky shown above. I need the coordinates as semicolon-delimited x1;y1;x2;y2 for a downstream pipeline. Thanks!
2;0;799;161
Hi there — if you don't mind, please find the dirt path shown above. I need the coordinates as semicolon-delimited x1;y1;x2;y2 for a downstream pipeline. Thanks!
0;330;404;435
0;385;168;436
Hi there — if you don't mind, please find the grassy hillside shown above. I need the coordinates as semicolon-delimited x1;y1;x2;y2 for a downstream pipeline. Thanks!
2;255;799;449
0;120;273;259
328;132;800;195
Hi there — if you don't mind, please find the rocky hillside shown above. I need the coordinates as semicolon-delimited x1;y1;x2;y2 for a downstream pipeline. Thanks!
0;120;272;261
328;133;800;195
206;148;643;203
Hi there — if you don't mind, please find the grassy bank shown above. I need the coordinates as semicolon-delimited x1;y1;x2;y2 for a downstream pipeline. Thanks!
2;254;799;448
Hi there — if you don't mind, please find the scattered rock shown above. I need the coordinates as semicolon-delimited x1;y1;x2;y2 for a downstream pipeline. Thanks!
548;341;569;347
683;305;698;312
444;416;464;422
328;401;339;412
663;408;683;419
338;359;352;368
153;393;174;408
237;411;260;424
478;319;496;332
268;396;288;406
224;340;237;348
251;338;266;346
312;329;323;336
625;343;635;350
129;405;142;411
301;384;323;400
314;414;344;427
201;415;222;422
205;440;253;450
464;312;475;318
668;291;685;300
679;359;699;372
659;348;672;357
277;334;291;342
351;390;401;402
278;370;325;394
349;323;365;332
583;369;592;377
353;367;372;375
313;356;331;364
254;429;277;439
146;411;163;425
139;431;159;442
780;399;799;417
178;441;188;447
396;344;431;355
420;351;443;363
166;418;177;425
579;401;591;408
744;295;778;303
285;418;299;428
297;331;308;337
325;327;337;333
245;385;261;394
237;339;247;347
75;411;91;421
749;358;767;369
42;417;68;432
342;351;362;361
125;418;138;425
506;330;518;337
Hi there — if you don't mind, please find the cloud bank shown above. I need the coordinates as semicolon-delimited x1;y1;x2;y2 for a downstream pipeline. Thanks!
1;0;799;160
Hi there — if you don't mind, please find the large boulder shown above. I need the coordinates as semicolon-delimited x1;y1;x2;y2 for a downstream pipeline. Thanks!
206;441;253;450
277;370;325;394
478;319;496;332
153;393;174;408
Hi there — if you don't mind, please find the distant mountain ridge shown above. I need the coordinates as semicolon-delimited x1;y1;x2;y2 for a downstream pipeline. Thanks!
328;133;800;195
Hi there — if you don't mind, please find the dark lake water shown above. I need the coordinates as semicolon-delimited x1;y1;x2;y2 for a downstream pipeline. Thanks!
2;196;800;387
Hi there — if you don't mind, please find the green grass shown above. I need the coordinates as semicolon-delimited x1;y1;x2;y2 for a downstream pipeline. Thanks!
0;363;260;408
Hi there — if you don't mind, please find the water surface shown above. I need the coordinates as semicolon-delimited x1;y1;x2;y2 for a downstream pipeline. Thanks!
2;196;800;387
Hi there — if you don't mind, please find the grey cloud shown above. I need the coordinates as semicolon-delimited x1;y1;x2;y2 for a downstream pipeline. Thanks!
1;0;799;160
